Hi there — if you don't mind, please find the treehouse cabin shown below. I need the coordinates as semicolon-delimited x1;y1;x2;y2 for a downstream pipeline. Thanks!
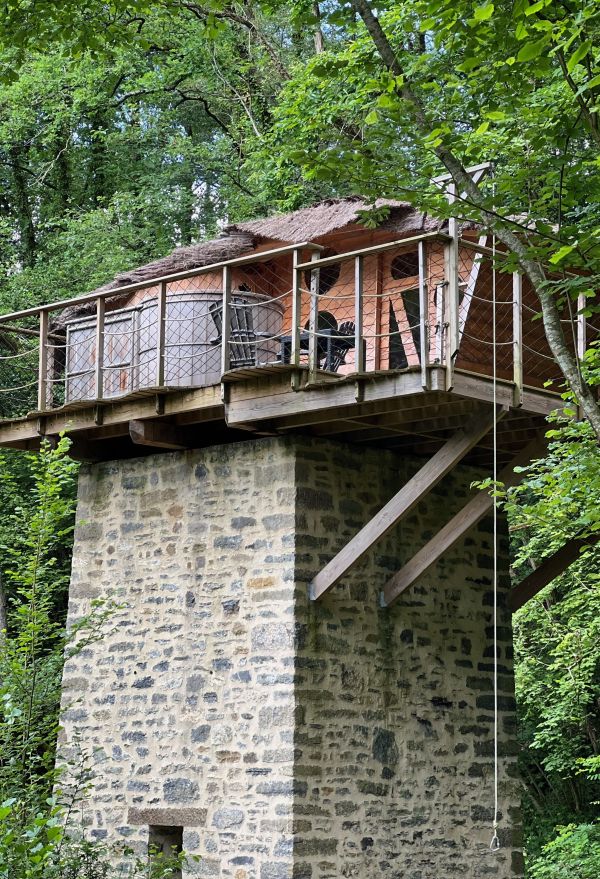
1;197;595;879
0;196;589;467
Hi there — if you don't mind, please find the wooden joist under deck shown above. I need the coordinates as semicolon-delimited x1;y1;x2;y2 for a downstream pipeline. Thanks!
506;535;599;612
0;363;561;461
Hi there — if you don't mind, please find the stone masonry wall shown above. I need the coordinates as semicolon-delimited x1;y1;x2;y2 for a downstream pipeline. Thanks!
291;440;521;879
60;436;521;879
60;439;301;877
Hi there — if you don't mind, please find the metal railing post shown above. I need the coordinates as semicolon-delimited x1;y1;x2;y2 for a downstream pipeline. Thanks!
37;310;49;412
94;297;105;401
156;281;167;387
513;272;523;406
221;265;232;375
418;240;429;389
445;186;459;390
291;249;302;367
307;251;320;373
354;255;365;373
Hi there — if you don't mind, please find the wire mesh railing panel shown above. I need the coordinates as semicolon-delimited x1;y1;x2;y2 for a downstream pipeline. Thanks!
222;259;291;370
0;323;40;418
287;243;448;376
521;287;577;391
455;259;515;380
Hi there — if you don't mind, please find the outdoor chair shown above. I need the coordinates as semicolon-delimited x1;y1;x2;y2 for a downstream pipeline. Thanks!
209;297;273;368
279;313;358;372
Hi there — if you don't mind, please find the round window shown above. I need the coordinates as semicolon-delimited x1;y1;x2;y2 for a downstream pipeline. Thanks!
391;251;420;280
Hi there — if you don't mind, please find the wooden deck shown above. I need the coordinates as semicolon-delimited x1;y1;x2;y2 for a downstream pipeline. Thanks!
0;363;558;471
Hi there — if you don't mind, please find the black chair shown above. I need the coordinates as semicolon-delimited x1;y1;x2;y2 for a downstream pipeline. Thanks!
328;320;357;372
209;298;271;368
280;312;357;372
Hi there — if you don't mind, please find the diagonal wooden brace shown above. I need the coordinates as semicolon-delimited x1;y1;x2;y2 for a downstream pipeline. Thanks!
507;535;599;612
382;433;547;607
309;403;505;601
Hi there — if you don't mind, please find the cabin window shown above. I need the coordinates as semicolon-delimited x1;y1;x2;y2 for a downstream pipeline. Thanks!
148;825;183;878
389;302;407;369
304;248;340;296
391;251;419;280
401;286;422;354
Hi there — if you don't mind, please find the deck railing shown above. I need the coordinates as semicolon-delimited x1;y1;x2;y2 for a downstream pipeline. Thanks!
0;232;592;423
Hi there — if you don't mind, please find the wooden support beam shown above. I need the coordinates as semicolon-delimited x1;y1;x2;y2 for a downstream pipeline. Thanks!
129;419;191;450
221;265;232;375
382;433;547;606
458;235;488;343
156;281;167;388
66;438;105;463
507;536;599;612
308;250;321;374
37;309;49;412
418;240;429;389
94;297;105;402
309;404;503;601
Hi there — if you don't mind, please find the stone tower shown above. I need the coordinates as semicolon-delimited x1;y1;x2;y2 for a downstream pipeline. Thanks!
59;436;522;878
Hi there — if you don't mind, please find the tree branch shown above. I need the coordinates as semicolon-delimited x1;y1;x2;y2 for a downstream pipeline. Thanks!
350;0;600;439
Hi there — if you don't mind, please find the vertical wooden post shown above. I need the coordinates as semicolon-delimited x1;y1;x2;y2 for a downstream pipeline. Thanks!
354;255;365;373
291;248;302;367
156;280;167;387
307;251;320;373
221;265;232;375
442;271;453;389
37;309;49;412
512;272;523;407
418;240;429;389
445;185;459;391
94;297;105;401
577;292;587;360
374;254;383;370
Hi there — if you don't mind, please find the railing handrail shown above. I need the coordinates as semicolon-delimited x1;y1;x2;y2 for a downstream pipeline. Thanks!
0;240;325;326
294;231;451;271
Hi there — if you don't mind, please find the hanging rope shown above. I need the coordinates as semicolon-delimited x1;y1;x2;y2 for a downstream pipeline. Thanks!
490;226;501;855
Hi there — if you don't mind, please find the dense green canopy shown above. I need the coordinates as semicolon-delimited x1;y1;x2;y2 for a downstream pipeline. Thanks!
0;2;598;876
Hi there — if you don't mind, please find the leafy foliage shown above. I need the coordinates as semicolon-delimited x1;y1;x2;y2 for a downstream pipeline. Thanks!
0;1;599;875
529;823;600;879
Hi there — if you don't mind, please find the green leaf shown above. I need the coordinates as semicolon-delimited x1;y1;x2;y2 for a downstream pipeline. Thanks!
376;93;396;109
566;40;592;74
525;0;547;15
473;3;494;21
549;244;576;264
485;110;507;121
364;110;379;124
517;37;549;61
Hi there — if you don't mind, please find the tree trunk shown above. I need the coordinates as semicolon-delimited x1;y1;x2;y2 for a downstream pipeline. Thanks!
350;0;600;440
313;3;324;54
87;112;109;207
9;143;36;268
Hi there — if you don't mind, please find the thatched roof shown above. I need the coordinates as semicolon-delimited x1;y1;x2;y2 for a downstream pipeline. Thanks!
56;197;442;327
230;196;440;242
55;230;257;328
